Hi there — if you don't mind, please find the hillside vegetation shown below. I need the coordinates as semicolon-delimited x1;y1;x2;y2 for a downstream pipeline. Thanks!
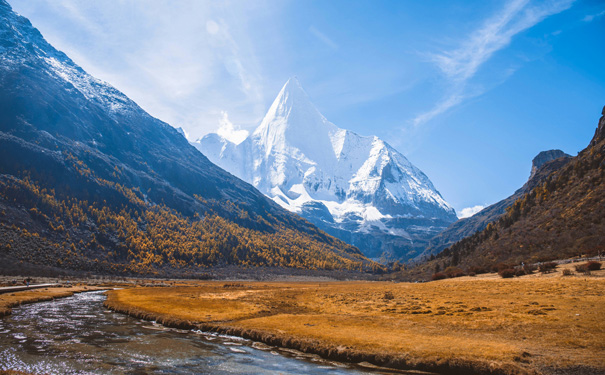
402;108;605;280
0;0;376;277
420;153;571;259
0;165;372;276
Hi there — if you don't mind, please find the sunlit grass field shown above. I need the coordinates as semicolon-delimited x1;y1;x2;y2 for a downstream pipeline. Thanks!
105;263;605;374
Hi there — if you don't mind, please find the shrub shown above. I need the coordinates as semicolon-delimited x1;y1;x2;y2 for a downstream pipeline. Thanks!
514;268;526;277
575;264;586;272
575;264;591;275
499;269;515;278
539;262;558;273
523;264;537;274
223;283;244;288
432;272;447;281
444;266;465;278
575;261;600;274
468;266;488;275
586;261;602;271
562;269;573;276
493;263;513;273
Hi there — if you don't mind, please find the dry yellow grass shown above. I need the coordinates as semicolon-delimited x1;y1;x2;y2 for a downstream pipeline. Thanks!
0;285;103;317
105;269;605;375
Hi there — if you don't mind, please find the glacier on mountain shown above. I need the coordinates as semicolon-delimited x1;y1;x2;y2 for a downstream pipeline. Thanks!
193;78;457;260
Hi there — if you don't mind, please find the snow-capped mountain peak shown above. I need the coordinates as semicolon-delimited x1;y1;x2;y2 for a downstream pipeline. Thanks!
253;77;339;165
193;78;457;260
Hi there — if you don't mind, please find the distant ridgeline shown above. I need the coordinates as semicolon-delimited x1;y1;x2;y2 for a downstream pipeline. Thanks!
0;0;375;276
402;107;605;280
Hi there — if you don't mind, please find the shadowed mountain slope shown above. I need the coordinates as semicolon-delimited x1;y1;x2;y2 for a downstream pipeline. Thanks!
0;0;372;276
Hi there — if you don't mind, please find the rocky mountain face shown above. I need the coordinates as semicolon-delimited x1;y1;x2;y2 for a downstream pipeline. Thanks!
403;107;604;280
529;150;570;180
193;78;457;260
589;106;605;147
420;149;572;259
0;0;371;276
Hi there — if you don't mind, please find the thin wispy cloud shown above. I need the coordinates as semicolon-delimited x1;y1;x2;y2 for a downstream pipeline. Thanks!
413;0;575;127
58;2;105;37
411;90;466;127
309;25;338;50
212;18;264;105
582;10;605;22
18;0;273;140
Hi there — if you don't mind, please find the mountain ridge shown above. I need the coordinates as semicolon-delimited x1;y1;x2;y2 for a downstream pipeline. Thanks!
419;149;572;259
0;0;373;276
194;78;457;260
401;107;604;280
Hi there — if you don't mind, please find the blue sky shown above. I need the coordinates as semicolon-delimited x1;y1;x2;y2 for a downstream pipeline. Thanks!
10;0;605;216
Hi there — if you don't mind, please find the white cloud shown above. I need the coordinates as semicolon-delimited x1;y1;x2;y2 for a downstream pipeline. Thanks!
412;90;466;127
309;25;338;50
582;10;605;22
413;0;575;127
216;111;249;144
458;205;485;219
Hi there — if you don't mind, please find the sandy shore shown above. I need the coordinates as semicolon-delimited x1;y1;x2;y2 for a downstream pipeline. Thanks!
104;271;605;375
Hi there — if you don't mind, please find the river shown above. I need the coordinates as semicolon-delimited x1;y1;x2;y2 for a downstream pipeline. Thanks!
0;291;400;374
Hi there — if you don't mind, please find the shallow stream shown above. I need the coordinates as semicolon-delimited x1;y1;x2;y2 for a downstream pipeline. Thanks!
0;290;401;374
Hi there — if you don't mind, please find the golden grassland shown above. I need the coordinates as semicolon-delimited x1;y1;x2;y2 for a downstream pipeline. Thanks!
105;264;605;375
0;285;105;317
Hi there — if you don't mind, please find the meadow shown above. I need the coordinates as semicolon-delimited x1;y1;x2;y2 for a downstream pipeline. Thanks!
105;262;605;375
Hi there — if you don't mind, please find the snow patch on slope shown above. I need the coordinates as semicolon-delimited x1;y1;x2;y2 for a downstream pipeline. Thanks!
43;56;135;116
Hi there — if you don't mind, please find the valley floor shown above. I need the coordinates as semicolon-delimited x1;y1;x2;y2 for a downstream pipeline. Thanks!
104;264;605;375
